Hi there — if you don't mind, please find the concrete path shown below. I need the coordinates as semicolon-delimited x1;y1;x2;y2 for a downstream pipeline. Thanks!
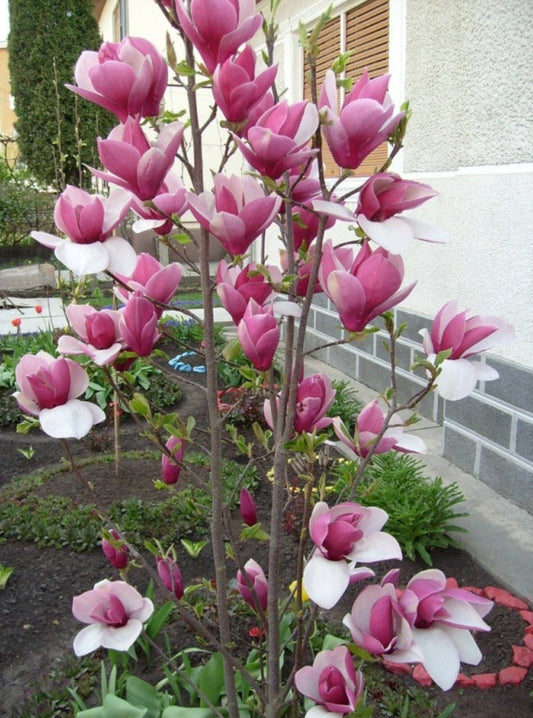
1;301;531;604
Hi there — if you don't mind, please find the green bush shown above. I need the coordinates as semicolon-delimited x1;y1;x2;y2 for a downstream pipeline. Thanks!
332;452;468;565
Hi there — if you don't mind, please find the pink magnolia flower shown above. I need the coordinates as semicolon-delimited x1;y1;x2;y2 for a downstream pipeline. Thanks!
212;45;277;130
67;36;168;122
14;351;105;439
216;260;276;324
236;558;268;612
233;100;319;179
242;91;275;137
397;569;493;690
161;435;186;485
72;579;154;656
280;244;323;297
58;304;123;366
303;501;401;609
239;488;257;526
102;529;129;570
295;645;365;717
175;0;262;74
332;401;426;458
119;293;160;357
281;162;347;252
115;253;183;316
237;299;280;371
131;172;188;235
420;300;515;400
343;581;421;662
32;186;136;276
319;69;403;171
317;240;415;333
263;373;336;435
188;174;282;257
356;172;447;253
156;556;184;599
93;117;185;201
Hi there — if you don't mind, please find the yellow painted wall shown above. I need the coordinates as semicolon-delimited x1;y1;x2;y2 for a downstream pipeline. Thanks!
0;43;18;162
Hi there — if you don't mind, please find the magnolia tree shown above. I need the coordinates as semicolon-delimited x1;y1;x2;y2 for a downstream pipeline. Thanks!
15;0;515;716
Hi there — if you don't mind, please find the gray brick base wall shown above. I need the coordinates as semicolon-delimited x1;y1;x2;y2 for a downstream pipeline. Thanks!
304;300;533;514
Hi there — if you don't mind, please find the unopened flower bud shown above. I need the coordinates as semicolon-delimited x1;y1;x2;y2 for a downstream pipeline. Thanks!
156;556;184;599
101;529;129;569
239;488;257;526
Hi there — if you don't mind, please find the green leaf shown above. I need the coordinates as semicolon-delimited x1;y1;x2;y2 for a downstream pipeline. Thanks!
126;675;162;718
162;709;214;718
240;524;270;542
0;565;14;589
198;652;224;707
129;393;152;420
145;601;174;640
175;61;195;77
321;633;347;651
181;538;208;558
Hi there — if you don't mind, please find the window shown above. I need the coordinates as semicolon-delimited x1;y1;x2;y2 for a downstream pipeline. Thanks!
112;0;129;41
303;0;390;177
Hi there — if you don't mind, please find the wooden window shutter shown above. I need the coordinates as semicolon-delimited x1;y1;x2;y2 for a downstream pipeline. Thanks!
345;0;390;176
303;16;340;178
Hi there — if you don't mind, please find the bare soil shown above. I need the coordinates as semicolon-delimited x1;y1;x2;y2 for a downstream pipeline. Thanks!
0;374;532;717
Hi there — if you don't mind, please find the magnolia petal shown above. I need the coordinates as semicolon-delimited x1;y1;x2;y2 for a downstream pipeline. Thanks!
357;216;414;254
31;231;63;249
392;432;427;454
303;554;351;609
434;358;479;401
87;344;123;366
311;199;355;222
101;619;143;651
349;565;375;583
441;626;482;665
104;236;138;275
348;531;402;563
39;399;105;439
73;623;107;656
439;597;491;632
55;241;109;276
306;706;339;718
404;217;449;244
412;626;460;690
473;361;499;382
57;335;88;356
273;300;302;318
131;217;167;233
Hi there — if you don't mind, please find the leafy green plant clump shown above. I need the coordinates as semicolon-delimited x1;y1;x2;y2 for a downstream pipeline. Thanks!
0;453;257;552
333;453;468;565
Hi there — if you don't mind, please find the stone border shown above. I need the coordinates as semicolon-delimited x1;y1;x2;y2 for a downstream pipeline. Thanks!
383;579;533;689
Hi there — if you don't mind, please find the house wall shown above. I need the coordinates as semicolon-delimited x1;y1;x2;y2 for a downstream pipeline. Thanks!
255;0;533;513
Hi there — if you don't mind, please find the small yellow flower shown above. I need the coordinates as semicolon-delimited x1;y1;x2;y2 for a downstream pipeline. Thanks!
289;580;310;603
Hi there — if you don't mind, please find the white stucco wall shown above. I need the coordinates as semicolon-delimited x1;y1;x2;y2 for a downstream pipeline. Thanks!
404;0;533;171
402;0;533;368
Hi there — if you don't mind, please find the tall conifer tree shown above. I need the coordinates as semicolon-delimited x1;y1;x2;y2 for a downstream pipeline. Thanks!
8;0;114;189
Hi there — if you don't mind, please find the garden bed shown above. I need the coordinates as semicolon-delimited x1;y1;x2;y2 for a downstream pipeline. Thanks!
0;365;532;717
